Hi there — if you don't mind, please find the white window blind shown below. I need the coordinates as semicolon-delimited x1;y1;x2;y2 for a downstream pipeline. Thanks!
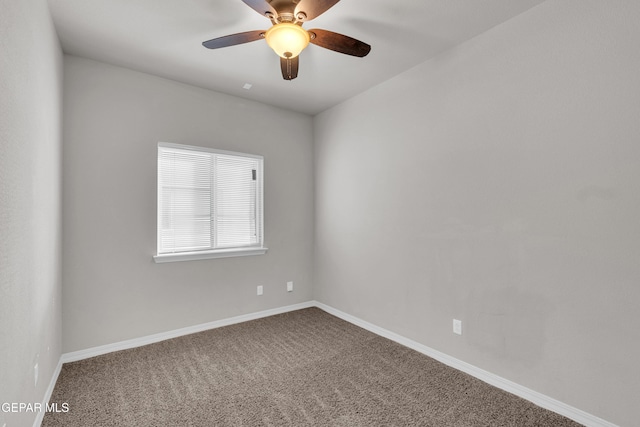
156;143;264;260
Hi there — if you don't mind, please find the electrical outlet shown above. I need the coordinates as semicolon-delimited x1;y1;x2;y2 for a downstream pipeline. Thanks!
453;319;462;335
287;281;293;292
257;285;263;296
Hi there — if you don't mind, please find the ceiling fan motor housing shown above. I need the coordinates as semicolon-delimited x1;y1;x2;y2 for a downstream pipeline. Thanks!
267;0;300;22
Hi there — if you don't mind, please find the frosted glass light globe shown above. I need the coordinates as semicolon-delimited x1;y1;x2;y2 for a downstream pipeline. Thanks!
265;23;310;58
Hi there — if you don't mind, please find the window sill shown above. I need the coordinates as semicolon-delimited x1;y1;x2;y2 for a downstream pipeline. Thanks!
153;247;268;263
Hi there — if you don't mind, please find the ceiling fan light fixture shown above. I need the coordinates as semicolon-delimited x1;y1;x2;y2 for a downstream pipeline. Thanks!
265;23;310;58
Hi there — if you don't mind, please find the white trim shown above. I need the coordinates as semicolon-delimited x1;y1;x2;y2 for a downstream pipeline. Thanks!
33;358;63;427
314;302;619;427
158;142;263;160
153;246;268;263
61;301;313;363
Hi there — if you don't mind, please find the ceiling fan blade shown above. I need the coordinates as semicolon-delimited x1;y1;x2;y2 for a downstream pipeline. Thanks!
280;56;299;80
202;30;265;49
309;29;371;57
240;0;277;18
295;0;341;21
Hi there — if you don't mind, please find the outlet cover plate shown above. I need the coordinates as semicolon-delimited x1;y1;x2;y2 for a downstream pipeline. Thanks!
453;319;462;335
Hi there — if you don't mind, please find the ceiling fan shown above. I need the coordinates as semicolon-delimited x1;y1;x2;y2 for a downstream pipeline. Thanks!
202;0;371;80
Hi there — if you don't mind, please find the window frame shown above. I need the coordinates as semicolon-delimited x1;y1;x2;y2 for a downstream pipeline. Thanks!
153;142;267;263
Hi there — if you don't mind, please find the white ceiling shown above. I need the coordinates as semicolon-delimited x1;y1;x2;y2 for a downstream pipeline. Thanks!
48;0;546;115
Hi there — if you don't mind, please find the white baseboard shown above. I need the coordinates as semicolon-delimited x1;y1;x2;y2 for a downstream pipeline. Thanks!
45;300;616;427
314;301;618;427
33;357;63;427
61;301;314;363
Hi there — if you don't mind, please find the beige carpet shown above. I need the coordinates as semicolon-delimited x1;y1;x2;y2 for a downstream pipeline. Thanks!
43;308;582;426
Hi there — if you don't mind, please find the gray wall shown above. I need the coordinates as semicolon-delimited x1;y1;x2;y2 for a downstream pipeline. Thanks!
313;1;640;425
0;0;63;426
62;56;314;352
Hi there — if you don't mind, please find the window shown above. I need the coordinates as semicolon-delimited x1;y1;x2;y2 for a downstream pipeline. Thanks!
154;142;266;263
